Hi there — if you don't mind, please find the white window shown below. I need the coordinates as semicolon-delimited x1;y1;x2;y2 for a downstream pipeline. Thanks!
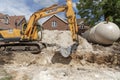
51;21;57;27
8;29;13;33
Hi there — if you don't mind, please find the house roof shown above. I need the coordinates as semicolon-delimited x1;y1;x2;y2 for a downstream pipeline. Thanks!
0;13;25;29
42;14;87;27
42;15;68;25
0;13;4;18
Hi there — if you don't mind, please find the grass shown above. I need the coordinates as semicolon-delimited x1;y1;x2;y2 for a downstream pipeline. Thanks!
0;76;12;80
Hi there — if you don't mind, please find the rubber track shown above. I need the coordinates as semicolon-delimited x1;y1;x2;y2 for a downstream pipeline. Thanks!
0;42;41;54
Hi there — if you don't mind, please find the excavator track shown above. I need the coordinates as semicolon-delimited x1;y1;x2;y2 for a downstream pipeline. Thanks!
0;42;45;54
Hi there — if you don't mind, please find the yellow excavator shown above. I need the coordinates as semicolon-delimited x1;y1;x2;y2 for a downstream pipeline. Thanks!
0;0;79;56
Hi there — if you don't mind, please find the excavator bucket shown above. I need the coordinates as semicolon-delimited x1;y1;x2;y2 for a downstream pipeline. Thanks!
43;42;79;58
60;42;79;57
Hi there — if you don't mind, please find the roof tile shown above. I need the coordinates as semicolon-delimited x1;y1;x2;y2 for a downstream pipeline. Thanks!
0;13;25;29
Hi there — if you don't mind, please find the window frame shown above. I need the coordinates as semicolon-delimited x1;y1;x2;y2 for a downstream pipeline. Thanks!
51;21;57;28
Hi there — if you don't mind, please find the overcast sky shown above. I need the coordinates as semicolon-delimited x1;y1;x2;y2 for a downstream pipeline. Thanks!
0;0;79;24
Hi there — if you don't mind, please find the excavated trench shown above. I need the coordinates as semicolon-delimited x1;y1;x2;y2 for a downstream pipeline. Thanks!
0;30;120;80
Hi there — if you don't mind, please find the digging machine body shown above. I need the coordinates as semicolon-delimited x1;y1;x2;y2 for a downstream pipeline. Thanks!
0;0;79;55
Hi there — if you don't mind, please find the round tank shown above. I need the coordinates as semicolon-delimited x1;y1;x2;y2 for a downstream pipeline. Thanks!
82;21;120;45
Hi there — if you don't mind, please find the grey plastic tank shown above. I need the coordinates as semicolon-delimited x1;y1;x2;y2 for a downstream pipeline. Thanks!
82;21;120;45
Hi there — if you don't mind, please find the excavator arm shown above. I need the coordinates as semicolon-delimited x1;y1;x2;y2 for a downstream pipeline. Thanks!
23;0;78;42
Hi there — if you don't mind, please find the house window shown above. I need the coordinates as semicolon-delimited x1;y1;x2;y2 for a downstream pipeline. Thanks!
51;21;57;27
8;29;13;33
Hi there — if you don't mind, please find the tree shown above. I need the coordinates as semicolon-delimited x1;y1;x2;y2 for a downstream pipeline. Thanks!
103;0;120;27
77;0;120;27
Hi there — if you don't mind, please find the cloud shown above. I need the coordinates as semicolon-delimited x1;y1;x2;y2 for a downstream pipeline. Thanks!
34;0;78;24
0;0;79;24
73;2;77;8
34;0;59;7
33;0;66;24
0;0;32;19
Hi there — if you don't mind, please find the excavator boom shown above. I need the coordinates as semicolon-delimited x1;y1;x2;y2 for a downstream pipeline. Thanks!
23;0;78;42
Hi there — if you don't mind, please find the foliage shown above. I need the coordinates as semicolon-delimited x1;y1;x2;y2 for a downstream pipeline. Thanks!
0;76;12;80
103;0;120;27
77;0;120;27
0;69;12;80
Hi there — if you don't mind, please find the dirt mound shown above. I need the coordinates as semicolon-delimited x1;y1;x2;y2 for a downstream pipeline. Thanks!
42;30;93;50
40;30;120;67
41;30;74;47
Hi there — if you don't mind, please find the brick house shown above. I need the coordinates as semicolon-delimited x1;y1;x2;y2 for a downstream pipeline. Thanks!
0;13;26;30
42;15;69;30
42;15;90;33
